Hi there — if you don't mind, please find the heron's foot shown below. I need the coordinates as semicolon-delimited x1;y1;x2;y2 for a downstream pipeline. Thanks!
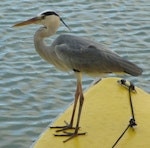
50;120;76;132
54;129;86;142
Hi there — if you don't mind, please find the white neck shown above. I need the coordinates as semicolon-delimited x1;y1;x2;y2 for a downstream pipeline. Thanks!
34;27;53;61
34;15;60;59
33;26;65;70
33;16;69;70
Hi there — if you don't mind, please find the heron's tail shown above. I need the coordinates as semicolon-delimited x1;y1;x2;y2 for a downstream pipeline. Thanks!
121;59;143;76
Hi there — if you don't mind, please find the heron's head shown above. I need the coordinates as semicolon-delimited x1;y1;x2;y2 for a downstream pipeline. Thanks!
13;10;70;31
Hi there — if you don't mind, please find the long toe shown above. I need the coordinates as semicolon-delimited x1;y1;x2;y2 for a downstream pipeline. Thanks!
50;120;75;132
63;131;86;142
54;130;86;142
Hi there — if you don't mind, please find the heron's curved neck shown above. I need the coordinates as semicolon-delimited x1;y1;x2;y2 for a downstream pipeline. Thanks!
34;27;55;61
34;26;55;48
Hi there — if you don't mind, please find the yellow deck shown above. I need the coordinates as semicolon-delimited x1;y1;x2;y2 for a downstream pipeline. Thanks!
31;77;150;148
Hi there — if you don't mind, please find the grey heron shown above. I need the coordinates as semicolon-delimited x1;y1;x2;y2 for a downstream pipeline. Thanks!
13;10;143;142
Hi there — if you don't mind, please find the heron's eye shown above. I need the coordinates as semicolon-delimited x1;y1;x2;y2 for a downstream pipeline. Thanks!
41;15;46;19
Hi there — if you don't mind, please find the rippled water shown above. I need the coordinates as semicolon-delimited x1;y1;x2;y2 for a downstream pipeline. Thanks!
0;0;149;147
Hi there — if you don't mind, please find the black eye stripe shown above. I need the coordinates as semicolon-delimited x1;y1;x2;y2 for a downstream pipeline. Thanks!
41;11;59;17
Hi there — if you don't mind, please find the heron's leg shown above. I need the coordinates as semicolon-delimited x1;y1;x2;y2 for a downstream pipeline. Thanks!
65;80;81;127
54;73;86;142
62;79;86;142
50;72;81;131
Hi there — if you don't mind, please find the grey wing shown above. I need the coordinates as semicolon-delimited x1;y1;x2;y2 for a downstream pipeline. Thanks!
55;43;123;73
54;41;142;76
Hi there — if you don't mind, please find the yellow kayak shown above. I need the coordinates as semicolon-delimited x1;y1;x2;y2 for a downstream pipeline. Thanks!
31;77;150;148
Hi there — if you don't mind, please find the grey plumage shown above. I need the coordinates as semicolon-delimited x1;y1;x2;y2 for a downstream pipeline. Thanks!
50;34;142;76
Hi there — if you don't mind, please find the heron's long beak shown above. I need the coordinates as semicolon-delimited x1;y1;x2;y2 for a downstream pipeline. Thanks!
13;17;41;27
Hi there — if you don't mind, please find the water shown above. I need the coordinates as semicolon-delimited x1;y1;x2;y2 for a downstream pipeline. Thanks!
0;0;149;147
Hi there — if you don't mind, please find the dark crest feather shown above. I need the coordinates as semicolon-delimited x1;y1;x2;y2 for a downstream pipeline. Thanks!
41;11;59;17
40;10;70;31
